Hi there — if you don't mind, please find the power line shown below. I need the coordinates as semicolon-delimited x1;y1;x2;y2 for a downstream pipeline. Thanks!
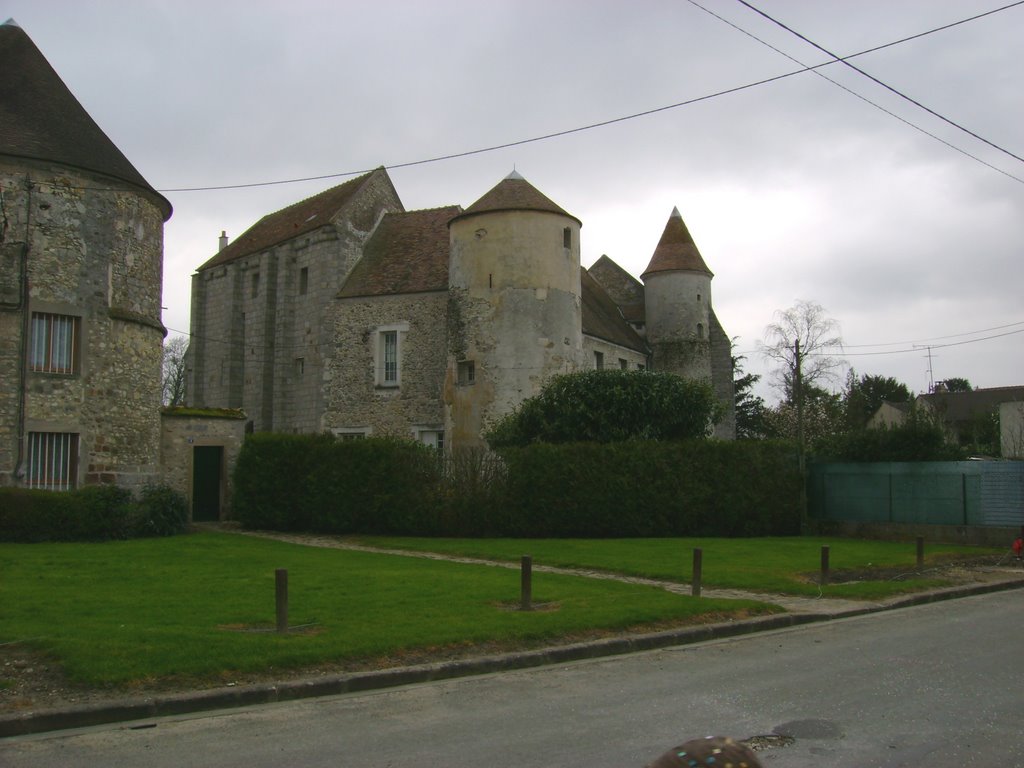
735;0;1024;166
687;0;1024;184
840;320;1024;348
811;327;1024;358
738;320;1024;359
155;2;1024;194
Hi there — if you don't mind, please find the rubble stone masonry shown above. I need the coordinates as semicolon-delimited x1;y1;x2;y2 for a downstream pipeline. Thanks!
0;160;165;489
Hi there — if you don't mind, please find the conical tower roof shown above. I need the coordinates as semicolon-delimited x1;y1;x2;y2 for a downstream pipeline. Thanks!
450;171;580;226
641;207;712;278
0;19;171;219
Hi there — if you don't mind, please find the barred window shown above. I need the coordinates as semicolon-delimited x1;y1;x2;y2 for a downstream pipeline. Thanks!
27;432;79;491
30;313;79;374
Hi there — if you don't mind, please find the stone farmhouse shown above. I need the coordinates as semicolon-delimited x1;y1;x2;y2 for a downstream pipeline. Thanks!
186;169;736;447
1;21;244;516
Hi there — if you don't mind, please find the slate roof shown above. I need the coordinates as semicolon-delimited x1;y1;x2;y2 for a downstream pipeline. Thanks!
198;170;388;270
450;171;581;226
587;254;647;325
641;207;712;278
581;268;649;354
0;19;171;219
338;206;461;297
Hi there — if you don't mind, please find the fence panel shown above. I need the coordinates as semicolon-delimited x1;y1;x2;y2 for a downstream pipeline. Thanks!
810;461;1023;528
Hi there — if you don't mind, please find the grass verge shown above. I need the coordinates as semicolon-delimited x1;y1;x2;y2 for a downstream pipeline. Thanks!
351;536;1004;599
0;532;775;688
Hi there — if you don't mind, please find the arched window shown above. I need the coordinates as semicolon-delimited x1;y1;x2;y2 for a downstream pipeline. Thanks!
697;323;704;340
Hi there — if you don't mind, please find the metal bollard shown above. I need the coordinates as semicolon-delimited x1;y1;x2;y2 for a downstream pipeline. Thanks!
820;545;830;586
916;536;925;569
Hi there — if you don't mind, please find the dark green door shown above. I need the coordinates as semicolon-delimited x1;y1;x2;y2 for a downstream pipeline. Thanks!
192;446;223;522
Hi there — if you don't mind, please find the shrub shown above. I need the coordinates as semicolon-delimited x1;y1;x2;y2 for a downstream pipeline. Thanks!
486;370;722;447
132;484;189;537
0;483;188;542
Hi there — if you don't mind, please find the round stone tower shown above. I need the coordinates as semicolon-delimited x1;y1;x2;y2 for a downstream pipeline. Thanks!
641;207;714;383
446;171;585;448
0;20;172;490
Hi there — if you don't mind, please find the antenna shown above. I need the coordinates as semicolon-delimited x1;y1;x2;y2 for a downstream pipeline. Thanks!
913;344;936;392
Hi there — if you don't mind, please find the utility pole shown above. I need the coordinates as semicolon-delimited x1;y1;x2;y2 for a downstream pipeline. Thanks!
794;339;808;531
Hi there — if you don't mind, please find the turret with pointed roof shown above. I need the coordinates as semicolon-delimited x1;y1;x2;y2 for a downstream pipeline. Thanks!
641;207;734;438
641;207;711;278
0;21;173;491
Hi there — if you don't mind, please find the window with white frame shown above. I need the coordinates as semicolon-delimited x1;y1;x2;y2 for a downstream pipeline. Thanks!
29;313;80;374
375;324;407;388
415;428;444;451
26;432;79;491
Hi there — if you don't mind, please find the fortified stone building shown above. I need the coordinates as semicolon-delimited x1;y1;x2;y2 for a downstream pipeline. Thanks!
187;169;736;446
0;19;171;491
1;21;244;520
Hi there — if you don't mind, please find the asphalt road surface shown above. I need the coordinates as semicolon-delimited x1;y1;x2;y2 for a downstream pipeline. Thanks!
3;589;1023;767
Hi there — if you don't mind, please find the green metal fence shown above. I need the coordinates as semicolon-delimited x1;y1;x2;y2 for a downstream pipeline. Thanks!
808;461;1023;527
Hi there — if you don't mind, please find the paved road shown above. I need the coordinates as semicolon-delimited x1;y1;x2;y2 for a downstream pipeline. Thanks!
4;590;1022;767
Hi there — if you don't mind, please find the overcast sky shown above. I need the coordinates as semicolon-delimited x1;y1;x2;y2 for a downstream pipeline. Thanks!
8;0;1023;404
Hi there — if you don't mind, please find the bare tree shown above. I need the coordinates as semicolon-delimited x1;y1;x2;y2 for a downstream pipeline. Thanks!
759;300;845;400
162;334;189;406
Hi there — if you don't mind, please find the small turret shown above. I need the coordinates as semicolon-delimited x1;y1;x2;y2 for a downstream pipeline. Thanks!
641;207;713;382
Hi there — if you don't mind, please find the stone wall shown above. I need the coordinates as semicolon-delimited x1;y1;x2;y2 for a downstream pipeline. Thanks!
0;160;165;490
709;310;736;440
322;292;447;438
187;172;402;433
582;336;648;371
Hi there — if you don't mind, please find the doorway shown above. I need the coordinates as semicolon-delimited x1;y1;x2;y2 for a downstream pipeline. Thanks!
192;445;223;522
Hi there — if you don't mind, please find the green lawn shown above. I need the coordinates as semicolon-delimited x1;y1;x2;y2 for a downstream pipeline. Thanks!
0;532;774;687
352;536;1001;598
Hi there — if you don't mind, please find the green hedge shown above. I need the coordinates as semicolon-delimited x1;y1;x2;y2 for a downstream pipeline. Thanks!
232;434;801;537
233;434;444;534
498;440;800;537
0;484;189;542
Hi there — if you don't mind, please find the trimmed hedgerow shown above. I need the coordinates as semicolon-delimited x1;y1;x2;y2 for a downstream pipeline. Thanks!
233;433;444;534
498;440;801;538
0;484;189;542
231;432;801;538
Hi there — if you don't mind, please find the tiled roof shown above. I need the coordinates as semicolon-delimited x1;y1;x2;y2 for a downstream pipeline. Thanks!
641;207;712;278
0;20;170;219
338;206;461;297
450;171;581;226
198;170;386;270
581;268;649;354
587;254;646;324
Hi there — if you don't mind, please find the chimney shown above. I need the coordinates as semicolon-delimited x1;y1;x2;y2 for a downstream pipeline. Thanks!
218;231;229;252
